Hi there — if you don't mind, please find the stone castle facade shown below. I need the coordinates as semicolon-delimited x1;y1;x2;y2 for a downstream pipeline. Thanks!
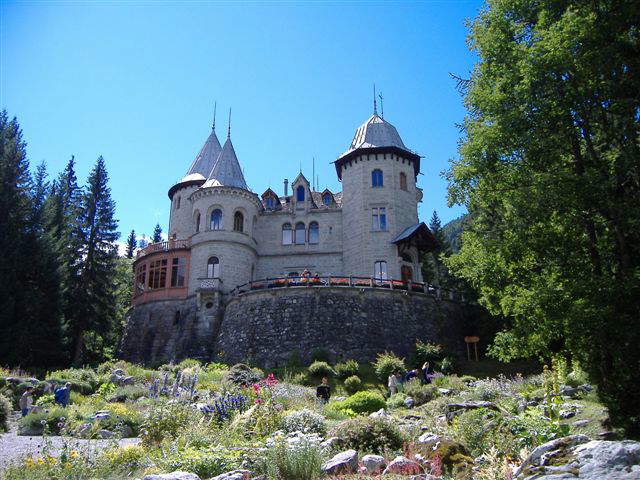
120;101;473;366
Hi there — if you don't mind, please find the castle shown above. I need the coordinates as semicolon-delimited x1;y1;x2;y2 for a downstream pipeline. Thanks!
121;99;473;367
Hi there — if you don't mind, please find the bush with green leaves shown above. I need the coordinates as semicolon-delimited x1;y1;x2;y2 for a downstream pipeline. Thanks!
329;416;404;454
386;392;408;409
373;351;405;381
108;384;148;403
261;440;325;480
440;356;455;374
507;410;570;449
334;359;359;379
0;393;11;432
280;408;326;435
140;402;194;445
343;375;362;395
19;406;68;435
225;363;261;386
332;390;386;415
413;340;446;365
307;361;334;378
403;381;439;406
157;446;243;478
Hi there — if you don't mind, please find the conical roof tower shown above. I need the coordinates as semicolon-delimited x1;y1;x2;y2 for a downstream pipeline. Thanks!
204;109;249;190
186;105;223;178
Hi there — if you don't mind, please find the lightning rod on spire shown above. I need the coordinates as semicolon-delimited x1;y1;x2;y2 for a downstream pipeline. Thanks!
378;92;384;119
213;101;217;130
373;83;378;115
227;108;231;139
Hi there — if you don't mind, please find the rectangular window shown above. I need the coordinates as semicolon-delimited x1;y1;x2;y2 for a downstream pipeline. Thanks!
372;207;387;231
135;264;146;295
171;257;186;287
374;261;388;280
148;259;168;289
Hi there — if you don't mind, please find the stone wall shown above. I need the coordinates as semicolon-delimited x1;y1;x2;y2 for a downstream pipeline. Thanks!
216;287;477;368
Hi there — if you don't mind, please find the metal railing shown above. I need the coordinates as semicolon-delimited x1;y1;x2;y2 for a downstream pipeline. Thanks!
228;275;465;302
136;239;191;258
198;277;223;290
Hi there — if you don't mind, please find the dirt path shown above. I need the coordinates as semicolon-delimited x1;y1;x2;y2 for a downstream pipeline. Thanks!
0;413;139;471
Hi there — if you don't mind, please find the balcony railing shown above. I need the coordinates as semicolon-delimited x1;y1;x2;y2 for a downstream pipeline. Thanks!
136;239;191;258
229;275;465;302
198;277;223;290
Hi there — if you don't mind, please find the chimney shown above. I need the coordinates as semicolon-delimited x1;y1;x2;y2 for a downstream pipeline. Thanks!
284;178;289;196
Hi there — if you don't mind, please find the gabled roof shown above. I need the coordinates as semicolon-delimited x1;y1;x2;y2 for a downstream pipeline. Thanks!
393;222;439;252
187;128;222;177
205;137;249;190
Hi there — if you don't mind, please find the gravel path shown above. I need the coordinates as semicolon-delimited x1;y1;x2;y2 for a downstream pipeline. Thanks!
0;413;140;471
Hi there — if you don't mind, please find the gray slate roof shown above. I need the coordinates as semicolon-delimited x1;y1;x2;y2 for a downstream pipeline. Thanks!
187;128;222;177
341;113;407;157
205;137;249;190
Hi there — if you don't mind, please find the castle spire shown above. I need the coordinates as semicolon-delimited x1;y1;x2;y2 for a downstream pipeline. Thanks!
227;107;231;139
212;101;217;130
373;83;378;115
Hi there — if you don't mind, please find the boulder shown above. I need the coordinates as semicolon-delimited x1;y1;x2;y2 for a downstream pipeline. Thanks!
112;369;125;376
444;401;498;423
404;396;415;409
209;470;252;480
97;429;115;439
362;454;386;474
92;410;111;421
572;419;590;428
438;388;452;395
117;424;135;438
369;408;389;418
514;435;640;479
141;473;200;480
418;432;443;448
122;376;135;385
320;437;343;449
382;456;423;475
321;449;358;475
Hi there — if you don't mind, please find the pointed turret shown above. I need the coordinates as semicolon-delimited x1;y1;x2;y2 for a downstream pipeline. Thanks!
186;106;222;177
204;109;249;190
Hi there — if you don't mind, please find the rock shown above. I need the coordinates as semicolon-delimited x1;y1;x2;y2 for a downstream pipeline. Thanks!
572;419;590;427
92;410;111;421
141;473;200;480
382;456;423;475
560;385;580;397
77;423;92;437
362;454;386;474
559;409;576;419
209;470;252;480
112;369;125;376
321;449;358;475
18;424;44;436
109;373;124;384
418;432;442;447
444;401;498;423
251;476;267;480
97;429;115;439
404;396;415;408
320;437;343;449
408;476;439;480
369;408;389;418
332;396;346;402
117;424;134;438
122;376;135;385
438;388;452;395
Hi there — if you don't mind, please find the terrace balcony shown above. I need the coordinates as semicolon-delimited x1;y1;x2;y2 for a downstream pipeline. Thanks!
136;238;191;259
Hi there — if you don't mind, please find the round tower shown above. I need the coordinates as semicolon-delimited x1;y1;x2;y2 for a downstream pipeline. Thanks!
336;101;428;283
188;124;261;295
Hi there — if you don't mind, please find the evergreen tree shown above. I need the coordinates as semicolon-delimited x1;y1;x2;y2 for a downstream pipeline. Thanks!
421;211;453;287
152;223;163;243
125;230;137;258
69;156;120;365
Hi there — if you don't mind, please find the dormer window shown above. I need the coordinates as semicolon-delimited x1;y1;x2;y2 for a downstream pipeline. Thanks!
296;185;305;202
266;197;275;209
322;193;331;206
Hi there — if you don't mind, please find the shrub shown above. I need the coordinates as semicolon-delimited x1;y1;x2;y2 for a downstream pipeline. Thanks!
307;361;334;378
386;392;408;409
46;368;98;393
329;416;404;454
0;393;10;432
433;375;467;393
19;406;68;435
507;410;570;449
335;359;359;379
415;437;474;477
262;441;325;480
323;402;357;420
413;340;446;365
310;348;331;363
177;358;202;370
35;393;56;407
225;364;261;386
403;381;439;406
158;446;243;479
343;375;362;395
108;384;148;403
291;371;312;386
105;444;148;471
333;390;386;415
373;352;405;381
280;408;326;435
140;402;194;445
440;356;455;374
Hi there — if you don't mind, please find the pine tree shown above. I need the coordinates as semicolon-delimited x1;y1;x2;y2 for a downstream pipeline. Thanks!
421;211;453;287
152;223;163;243
125;230;137;258
70;156;120;365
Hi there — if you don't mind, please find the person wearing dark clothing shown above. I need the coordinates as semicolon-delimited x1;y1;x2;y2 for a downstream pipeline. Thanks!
316;377;331;403
406;369;419;382
422;362;432;385
54;382;71;407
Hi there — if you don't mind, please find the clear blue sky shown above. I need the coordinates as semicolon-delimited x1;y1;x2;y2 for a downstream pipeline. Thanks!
1;1;481;240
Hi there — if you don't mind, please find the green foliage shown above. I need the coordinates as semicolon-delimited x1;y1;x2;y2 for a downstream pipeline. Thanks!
329;416;405;454
262;441;325;480
151;223;163;243
140;402;194;446
0;393;10;432
507;410;570;450
413;340;446;366
19;406;68;435
280;408;326;435
343;375;362;395
108;384;148;403
440;356;455;374
332;390;386;415
386;392;408;409
157;446;242;479
307;361;334;378
403;381;438;406
373;351;405;381
334;359;359;379
225;363;261;386
447;0;640;437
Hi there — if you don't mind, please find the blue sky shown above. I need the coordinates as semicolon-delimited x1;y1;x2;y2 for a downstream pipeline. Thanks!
1;1;482;240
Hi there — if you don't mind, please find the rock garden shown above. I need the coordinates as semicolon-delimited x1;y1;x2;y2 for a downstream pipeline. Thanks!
0;346;638;479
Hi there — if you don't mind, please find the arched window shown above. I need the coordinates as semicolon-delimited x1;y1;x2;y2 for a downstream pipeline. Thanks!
210;209;222;230
296;185;305;202
399;172;407;191
282;223;292;245
295;222;306;244
401;265;413;282
195;212;201;233
308;222;319;244
207;256;220;278
374;261;388;280
265;197;274;209
372;169;383;187
322;193;331;206
234;211;244;232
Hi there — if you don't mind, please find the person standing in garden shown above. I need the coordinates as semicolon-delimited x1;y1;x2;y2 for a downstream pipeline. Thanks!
19;386;35;417
54;382;71;407
316;376;331;403
388;372;398;396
